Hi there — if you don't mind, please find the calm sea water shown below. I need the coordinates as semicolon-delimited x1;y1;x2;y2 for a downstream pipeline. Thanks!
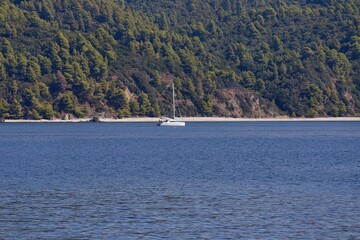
0;122;359;239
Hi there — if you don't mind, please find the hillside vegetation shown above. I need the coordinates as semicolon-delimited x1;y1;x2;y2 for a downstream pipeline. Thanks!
0;0;359;119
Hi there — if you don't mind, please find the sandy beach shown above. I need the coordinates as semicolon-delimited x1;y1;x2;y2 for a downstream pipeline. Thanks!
100;117;360;122
3;117;360;123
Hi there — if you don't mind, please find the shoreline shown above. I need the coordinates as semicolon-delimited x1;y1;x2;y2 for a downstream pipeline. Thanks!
2;117;360;123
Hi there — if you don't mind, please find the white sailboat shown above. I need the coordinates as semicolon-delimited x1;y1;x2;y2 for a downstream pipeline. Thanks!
157;83;185;127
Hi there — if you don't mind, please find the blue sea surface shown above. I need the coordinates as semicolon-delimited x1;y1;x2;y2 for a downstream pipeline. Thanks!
0;122;359;239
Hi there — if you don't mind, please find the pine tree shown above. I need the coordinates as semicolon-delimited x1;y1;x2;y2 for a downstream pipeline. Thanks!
10;98;24;119
0;98;10;118
0;53;7;81
55;32;70;49
151;102;161;117
130;100;140;116
2;39;17;76
139;92;152;116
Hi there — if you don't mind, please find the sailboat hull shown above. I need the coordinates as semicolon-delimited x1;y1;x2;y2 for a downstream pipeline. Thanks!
157;121;185;127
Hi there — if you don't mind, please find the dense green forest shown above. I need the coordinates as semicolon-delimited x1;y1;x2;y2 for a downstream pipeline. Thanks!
0;0;359;119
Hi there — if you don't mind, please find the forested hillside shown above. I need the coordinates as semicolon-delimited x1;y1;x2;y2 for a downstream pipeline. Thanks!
0;0;359;119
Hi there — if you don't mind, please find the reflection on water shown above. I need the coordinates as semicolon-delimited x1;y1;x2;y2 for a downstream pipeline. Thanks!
0;122;359;239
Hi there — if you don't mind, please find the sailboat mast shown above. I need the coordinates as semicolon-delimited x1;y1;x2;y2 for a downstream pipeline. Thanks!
172;83;175;119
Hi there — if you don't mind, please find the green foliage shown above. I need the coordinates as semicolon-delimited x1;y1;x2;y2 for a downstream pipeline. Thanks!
10;98;24;119
129;99;140;116
301;84;323;117
107;87;130;116
138;92;152;116
151;102;161;117
0;0;358;119
55;32;70;49
0;98;10;118
201;94;213;115
57;92;84;117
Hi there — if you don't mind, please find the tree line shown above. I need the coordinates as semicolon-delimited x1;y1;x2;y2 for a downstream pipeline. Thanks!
0;0;359;119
